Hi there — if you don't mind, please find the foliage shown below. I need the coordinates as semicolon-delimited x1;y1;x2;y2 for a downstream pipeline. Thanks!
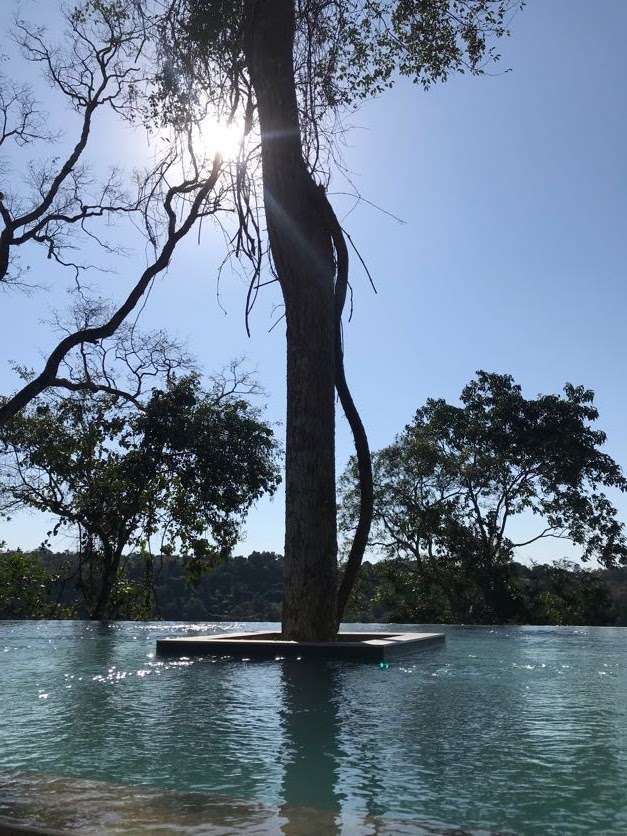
2;548;622;628
150;550;285;621
342;558;617;626
600;566;627;626
0;375;280;617
518;560;615;627
0;548;73;618
2;0;522;639
342;371;627;568
340;371;627;620
41;549;285;622
153;0;521;155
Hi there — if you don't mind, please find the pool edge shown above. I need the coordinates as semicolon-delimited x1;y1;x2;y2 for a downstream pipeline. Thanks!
156;630;445;661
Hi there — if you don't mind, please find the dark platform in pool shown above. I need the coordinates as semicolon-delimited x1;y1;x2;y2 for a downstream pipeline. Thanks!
156;630;445;661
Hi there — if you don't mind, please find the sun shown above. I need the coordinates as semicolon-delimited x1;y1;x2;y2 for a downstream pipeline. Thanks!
200;117;245;161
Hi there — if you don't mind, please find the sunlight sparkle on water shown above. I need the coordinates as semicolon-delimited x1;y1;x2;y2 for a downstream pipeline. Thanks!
1;622;626;835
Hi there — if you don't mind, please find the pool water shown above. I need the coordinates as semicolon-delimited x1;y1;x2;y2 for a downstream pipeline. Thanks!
1;621;626;834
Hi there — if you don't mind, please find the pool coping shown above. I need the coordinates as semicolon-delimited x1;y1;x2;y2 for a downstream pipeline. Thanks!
156;630;445;661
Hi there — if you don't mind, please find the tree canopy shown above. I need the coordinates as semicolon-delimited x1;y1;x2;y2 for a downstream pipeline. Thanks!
0;373;280;618
340;371;627;618
2;0;521;639
0;548;73;619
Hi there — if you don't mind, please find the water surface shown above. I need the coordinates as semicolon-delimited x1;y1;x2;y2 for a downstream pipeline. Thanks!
1;621;625;834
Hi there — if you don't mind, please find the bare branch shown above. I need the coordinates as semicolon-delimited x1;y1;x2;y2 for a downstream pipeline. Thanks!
0;5;152;287
512;528;571;549
0;73;57;147
0;153;222;425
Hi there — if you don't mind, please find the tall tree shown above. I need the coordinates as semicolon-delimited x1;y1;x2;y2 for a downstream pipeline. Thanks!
2;1;520;637
0;373;280;618
151;0;519;639
341;371;627;616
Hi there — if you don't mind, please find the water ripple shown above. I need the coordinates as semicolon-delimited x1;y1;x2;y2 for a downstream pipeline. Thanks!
0;622;626;834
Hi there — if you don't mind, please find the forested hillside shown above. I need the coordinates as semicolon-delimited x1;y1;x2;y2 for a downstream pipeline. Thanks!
1;548;626;626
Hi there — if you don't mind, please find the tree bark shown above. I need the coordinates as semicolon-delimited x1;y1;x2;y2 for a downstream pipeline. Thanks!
244;0;338;640
89;546;120;620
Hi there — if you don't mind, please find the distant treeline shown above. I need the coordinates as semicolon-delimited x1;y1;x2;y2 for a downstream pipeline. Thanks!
349;558;627;627
1;549;626;626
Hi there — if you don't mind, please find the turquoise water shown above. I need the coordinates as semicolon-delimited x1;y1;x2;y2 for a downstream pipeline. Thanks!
1;621;626;834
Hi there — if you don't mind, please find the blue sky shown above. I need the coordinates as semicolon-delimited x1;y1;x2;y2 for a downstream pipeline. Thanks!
1;1;626;564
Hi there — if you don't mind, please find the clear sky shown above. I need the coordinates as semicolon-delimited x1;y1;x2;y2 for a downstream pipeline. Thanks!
1;1;626;564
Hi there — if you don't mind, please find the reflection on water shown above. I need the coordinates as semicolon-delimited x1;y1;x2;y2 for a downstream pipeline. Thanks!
279;661;343;833
0;770;499;835
1;621;626;834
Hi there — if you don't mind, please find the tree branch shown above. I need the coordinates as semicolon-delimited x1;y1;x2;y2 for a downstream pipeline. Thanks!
0;155;222;425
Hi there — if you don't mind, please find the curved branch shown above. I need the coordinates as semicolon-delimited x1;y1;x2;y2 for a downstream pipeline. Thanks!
513;527;570;549
51;377;143;410
0;157;222;426
315;185;373;624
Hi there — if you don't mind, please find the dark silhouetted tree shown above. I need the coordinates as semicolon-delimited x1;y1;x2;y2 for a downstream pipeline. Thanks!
0;374;280;618
149;0;519;638
341;372;627;619
2;1;520;638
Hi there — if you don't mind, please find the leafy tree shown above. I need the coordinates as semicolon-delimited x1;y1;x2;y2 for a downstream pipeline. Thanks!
147;0;519;639
340;557;618;626
0;374;280;618
2;0;519;638
601;566;627;626
520;560;615;627
341;371;627;619
0;548;72;619
3;547;620;627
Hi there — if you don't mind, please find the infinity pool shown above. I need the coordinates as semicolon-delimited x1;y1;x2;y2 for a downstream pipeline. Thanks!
1;621;626;834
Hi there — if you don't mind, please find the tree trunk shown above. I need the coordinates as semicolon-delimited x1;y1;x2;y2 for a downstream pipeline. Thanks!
244;0;338;640
89;547;120;620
